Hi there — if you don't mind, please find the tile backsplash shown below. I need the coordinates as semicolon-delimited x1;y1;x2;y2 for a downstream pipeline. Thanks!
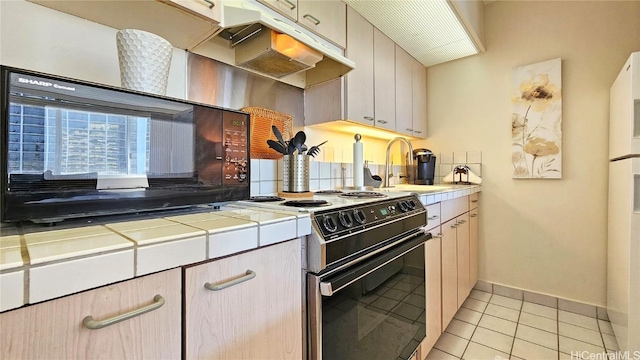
249;150;483;196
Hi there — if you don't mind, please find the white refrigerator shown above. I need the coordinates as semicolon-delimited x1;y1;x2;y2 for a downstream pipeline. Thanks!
608;51;640;353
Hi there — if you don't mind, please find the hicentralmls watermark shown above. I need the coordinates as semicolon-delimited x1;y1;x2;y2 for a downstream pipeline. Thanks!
570;351;640;360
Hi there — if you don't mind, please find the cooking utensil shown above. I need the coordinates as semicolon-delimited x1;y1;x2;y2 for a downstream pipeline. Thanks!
287;142;296;155
271;125;286;147
267;140;287;155
307;140;327;158
292;131;306;154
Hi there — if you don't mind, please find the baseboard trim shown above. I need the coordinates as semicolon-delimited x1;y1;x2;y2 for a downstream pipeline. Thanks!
473;280;608;321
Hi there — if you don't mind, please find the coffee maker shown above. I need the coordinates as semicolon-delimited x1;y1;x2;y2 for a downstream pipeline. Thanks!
411;148;436;185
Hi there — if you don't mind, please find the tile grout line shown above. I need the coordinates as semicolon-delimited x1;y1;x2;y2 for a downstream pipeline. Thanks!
557;304;560;360
455;292;493;359
508;296;525;358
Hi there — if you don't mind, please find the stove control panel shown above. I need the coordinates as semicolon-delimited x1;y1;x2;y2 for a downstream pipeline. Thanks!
313;195;426;239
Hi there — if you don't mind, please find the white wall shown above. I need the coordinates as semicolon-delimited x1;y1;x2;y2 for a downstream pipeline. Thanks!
0;0;186;98
424;1;640;306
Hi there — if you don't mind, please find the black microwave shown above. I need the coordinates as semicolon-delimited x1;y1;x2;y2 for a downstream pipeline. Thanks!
0;66;250;223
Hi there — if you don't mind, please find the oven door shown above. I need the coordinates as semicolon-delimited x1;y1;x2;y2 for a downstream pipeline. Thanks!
308;231;429;360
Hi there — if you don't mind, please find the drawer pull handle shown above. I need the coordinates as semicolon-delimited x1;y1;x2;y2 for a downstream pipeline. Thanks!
276;0;296;9
432;233;443;238
303;14;321;25
203;0;215;9
83;295;165;330
406;128;413;132
451;225;458;229
471;200;479;203
428;215;439;220
377;119;388;124
363;116;374;122
458;220;467;224
470;214;478;217
413;130;422;134
205;270;256;291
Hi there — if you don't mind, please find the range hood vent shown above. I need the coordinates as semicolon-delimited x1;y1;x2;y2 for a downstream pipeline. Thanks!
217;0;355;86
230;27;323;78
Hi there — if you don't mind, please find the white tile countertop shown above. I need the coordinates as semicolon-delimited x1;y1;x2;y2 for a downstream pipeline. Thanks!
381;184;481;205
0;184;479;312
0;204;310;312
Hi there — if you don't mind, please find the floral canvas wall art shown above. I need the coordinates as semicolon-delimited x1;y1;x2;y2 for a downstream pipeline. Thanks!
512;58;562;179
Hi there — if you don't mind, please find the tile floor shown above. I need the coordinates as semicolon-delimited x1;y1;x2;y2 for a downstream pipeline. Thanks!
426;290;620;360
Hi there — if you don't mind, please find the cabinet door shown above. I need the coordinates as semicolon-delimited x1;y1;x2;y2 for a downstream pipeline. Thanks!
0;269;181;360
441;218;458;330
345;6;374;125
395;45;414;136
456;213;470;306
411;57;427;138
298;0;346;48
422;231;442;355
257;0;298;21
469;208;479;291
164;0;221;23
184;240;302;359
28;0;220;50
374;28;396;131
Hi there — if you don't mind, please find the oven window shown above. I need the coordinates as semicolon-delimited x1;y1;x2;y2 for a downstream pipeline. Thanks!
322;245;426;360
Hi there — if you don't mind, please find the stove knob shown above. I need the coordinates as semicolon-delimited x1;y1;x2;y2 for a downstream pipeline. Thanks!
353;209;366;225
398;201;409;213
407;199;416;209
322;216;338;233
338;212;353;228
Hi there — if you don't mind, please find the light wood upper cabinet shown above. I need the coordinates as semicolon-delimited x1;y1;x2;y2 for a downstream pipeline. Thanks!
412;57;427;137
0;269;182;360
297;0;346;48
396;45;428;138
27;0;220;50
257;0;298;21
184;239;302;359
163;0;221;22
395;45;414;137
374;28;396;131
345;6;375;126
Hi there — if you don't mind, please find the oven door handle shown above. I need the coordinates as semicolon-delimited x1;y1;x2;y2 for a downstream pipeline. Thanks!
319;233;429;297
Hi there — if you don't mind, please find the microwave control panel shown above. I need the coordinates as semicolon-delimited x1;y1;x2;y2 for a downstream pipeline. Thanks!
223;111;249;184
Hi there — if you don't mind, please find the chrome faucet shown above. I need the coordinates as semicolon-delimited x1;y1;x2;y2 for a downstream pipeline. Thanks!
384;137;413;188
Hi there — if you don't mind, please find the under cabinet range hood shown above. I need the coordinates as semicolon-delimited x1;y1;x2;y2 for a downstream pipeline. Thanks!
217;0;355;85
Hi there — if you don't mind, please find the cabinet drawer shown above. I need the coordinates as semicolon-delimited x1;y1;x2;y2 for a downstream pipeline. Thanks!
469;193;479;210
0;269;182;359
425;203;441;231
441;196;469;222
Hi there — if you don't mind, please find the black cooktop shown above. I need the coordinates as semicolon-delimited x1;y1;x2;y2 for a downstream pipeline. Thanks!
248;196;285;202
339;191;387;199
282;200;331;208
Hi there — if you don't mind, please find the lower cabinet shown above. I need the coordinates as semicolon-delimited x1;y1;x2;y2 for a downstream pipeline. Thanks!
456;213;471;306
422;195;479;358
422;229;442;354
469;208;479;291
441;218;459;330
0;268;182;359
184;239;302;359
